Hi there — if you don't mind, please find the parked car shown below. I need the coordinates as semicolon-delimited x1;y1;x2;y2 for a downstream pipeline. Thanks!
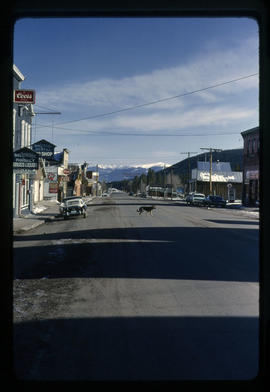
187;193;206;206
185;192;194;204
59;196;87;219
204;195;227;208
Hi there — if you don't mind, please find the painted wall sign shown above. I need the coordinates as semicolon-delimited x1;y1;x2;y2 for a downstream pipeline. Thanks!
13;147;39;170
32;139;55;160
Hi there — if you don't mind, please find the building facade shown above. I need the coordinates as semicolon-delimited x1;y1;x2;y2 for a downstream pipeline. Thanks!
241;126;260;206
13;64;35;216
32;139;70;202
190;161;243;200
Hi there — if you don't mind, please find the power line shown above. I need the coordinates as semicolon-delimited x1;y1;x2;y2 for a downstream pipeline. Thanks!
33;123;242;137
35;104;60;112
37;72;258;128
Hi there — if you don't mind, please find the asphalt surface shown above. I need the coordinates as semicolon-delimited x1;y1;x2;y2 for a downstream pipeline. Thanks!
13;192;259;380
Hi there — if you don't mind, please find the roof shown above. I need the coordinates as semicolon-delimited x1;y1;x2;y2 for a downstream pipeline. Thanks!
32;139;56;147
241;126;259;137
197;161;231;172
53;151;63;162
13;64;25;82
14;146;39;157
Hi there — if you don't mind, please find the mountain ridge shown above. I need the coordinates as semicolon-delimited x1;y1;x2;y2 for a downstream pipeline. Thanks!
87;162;169;182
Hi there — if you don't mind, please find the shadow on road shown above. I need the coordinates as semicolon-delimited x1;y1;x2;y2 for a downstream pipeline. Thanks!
13;226;259;282
13;315;259;380
204;219;259;225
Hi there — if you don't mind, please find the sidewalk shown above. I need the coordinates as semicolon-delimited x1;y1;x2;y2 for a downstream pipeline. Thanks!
13;197;94;234
13;199;60;234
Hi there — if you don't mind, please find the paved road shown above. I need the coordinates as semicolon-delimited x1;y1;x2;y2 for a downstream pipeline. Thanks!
13;192;259;380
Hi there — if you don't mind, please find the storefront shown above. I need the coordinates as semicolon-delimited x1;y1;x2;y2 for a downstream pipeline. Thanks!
190;161;243;200
13;64;36;216
43;165;58;200
241;127;260;206
13;147;39;216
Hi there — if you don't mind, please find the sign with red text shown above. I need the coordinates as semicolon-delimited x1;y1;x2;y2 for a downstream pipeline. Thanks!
49;182;58;193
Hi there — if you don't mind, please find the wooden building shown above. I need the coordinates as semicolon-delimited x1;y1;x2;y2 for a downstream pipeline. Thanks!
241;126;260;206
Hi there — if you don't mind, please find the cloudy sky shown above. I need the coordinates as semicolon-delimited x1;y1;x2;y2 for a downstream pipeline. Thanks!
14;17;259;166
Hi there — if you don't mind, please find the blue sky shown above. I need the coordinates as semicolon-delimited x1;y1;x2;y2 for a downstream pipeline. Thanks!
14;17;259;166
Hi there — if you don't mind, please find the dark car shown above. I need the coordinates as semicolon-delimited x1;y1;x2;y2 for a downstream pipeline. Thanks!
204;195;227;208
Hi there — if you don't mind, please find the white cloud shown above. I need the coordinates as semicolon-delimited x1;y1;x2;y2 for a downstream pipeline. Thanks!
37;37;258;115
48;105;257;136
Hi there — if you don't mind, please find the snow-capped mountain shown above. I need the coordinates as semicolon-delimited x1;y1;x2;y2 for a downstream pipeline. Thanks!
87;162;169;183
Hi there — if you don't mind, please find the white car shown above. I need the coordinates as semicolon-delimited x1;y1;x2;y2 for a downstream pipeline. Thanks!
187;193;205;206
59;196;87;219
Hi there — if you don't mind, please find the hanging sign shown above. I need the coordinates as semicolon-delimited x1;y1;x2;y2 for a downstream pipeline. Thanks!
14;89;36;104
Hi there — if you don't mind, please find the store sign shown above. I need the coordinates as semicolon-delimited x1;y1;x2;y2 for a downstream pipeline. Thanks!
198;171;238;183
246;170;259;180
49;182;58;193
47;172;57;182
32;139;55;160
14;89;35;104
13;147;39;171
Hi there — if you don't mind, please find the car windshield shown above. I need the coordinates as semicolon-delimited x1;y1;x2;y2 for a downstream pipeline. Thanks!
194;194;205;198
66;199;82;206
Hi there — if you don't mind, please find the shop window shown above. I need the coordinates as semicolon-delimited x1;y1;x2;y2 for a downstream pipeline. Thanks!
13;109;16;149
21;120;25;148
248;139;252;155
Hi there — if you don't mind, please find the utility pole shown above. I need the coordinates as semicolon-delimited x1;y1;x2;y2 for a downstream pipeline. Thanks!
181;152;197;194
200;148;222;195
170;167;173;200
29;110;61;212
163;165;166;199
34;111;61;144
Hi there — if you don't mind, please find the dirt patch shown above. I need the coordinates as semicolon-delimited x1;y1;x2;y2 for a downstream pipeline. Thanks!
13;277;77;323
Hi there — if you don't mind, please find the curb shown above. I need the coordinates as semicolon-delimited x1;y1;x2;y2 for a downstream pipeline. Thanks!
13;219;45;234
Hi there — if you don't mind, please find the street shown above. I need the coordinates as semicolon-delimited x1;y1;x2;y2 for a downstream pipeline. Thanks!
13;192;259;380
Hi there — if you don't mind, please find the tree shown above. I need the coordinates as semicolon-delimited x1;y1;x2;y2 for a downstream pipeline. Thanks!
147;168;156;186
132;176;140;193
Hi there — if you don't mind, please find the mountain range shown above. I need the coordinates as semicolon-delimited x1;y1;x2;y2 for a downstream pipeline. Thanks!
87;162;169;183
86;149;243;183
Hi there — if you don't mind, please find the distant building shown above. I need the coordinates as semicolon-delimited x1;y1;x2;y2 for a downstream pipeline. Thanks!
241;126;260;206
85;168;100;196
190;161;242;200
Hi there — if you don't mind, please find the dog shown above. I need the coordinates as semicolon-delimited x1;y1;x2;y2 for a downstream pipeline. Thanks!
137;205;156;216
